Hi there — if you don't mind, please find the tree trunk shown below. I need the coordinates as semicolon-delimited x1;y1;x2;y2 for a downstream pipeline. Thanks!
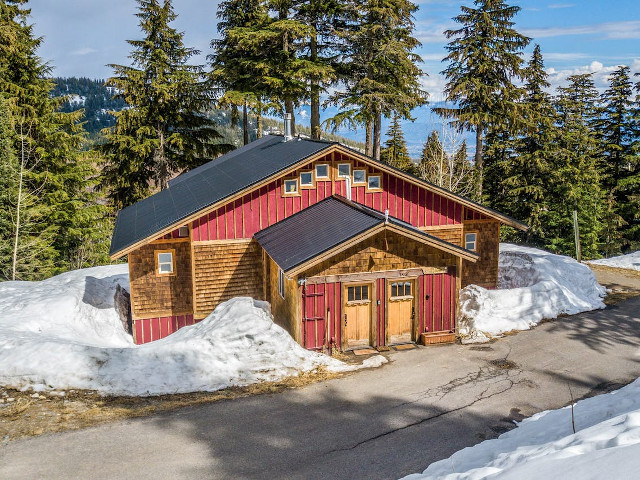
373;111;382;161
243;100;249;145
310;33;321;140
475;124;483;199
231;105;239;128
257;107;263;139
285;100;296;136
365;119;373;157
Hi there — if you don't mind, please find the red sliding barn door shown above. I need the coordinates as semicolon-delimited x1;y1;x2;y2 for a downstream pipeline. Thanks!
302;283;327;351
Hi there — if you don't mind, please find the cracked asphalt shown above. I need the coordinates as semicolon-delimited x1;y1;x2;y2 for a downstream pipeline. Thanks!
2;296;640;480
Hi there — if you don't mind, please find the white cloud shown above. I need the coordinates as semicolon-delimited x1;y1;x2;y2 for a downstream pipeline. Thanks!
546;59;640;92
548;3;575;9
70;47;98;56
524;20;640;40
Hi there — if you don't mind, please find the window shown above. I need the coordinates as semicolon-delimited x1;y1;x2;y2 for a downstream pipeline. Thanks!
353;169;366;184
178;226;189;238
300;171;313;187
156;250;175;275
347;285;369;302
278;269;285;299
390;282;412;298
337;163;351;178
284;179;298;195
465;232;477;251
315;164;329;179
368;175;381;190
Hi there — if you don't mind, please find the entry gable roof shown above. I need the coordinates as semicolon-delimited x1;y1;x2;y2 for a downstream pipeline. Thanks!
254;195;479;275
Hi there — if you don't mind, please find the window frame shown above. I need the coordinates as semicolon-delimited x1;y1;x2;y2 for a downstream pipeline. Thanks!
367;174;381;191
278;269;285;299
177;226;189;238
315;163;330;179
337;163;351;179
299;170;314;189
465;232;478;252
352;168;367;185
389;280;414;299
346;284;371;305
155;249;176;277
283;178;299;196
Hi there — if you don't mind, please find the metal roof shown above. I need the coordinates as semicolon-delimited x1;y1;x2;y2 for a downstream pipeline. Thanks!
109;135;332;256
254;195;478;273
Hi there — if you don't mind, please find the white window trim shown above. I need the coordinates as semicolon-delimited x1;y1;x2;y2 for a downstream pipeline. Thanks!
278;269;285;299
315;163;330;179
352;169;367;185
156;250;175;276
283;179;298;195
465;232;477;251
299;171;314;187
337;163;351;178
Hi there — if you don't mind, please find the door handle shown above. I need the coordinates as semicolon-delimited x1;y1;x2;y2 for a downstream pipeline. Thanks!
411;307;415;319
344;313;347;326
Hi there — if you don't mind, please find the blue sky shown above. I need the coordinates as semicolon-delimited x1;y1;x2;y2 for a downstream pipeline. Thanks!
28;0;640;154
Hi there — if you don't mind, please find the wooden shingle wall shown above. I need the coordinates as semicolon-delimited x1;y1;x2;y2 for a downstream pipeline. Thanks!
128;240;193;319
267;256;301;343
422;226;463;246
303;230;457;279
192;239;264;318
462;220;500;288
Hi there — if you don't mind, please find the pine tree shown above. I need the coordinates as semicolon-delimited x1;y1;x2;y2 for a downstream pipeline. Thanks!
596;65;638;252
418;131;446;185
545;74;604;259
381;113;414;172
329;0;427;160
436;0;530;198
102;0;231;209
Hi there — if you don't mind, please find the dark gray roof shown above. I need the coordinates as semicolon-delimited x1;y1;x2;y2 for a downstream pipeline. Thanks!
254;195;478;273
110;135;332;256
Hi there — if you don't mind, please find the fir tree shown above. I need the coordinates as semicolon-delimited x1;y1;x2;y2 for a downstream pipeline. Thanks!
418;131;446;185
102;0;231;209
381;113;414;172
437;0;530;198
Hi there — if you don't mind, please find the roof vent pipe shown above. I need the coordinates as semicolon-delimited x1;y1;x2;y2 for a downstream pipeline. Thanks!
283;113;293;142
384;209;389;224
345;175;352;200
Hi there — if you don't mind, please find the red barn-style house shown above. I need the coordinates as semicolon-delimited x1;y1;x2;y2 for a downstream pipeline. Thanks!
110;132;527;351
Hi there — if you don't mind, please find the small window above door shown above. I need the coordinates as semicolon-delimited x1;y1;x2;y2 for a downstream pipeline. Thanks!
347;284;370;303
390;281;412;298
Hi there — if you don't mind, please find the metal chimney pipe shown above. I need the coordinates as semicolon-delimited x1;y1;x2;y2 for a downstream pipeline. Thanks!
283;113;293;142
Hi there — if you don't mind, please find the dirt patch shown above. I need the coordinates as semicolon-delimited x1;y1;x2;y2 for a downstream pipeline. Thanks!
588;264;640;305
489;359;518;370
0;368;345;443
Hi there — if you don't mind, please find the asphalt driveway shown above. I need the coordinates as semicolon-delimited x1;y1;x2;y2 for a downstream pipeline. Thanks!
2;296;640;480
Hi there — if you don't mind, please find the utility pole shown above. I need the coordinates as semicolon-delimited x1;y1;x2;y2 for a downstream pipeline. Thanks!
573;210;581;262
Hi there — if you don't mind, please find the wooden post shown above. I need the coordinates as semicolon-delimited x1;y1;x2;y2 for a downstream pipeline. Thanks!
573;210;581;262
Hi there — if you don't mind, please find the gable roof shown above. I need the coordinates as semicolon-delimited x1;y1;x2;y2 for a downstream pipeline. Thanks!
110;135;331;257
254;195;479;275
110;135;527;259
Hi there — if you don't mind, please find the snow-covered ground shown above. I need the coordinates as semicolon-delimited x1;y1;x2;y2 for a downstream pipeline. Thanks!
458;244;606;342
403;378;640;480
0;265;384;396
588;251;640;271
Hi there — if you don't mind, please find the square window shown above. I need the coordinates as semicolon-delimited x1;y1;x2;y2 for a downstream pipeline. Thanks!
178;226;189;238
157;251;174;275
315;164;329;178
353;169;366;184
368;175;381;190
465;233;477;251
337;163;351;178
284;179;298;195
300;171;313;187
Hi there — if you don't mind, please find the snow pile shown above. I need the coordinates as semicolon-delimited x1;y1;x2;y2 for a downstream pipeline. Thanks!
588;251;640;271
403;378;640;480
0;266;384;396
458;244;606;342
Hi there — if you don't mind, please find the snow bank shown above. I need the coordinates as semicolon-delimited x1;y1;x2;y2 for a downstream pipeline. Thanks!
459;244;606;342
588;251;640;271
403;379;640;480
0;266;384;396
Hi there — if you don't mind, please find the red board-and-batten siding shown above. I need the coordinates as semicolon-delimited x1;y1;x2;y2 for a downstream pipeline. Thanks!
133;314;196;344
189;152;488;241
301;269;456;351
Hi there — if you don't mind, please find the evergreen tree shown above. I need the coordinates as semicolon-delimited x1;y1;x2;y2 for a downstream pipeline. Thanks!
102;0;231;209
437;0;530;198
329;0;427;159
596;66;638;252
545;74;604;259
418;131;446;185
0;0;108;279
381;113;413;172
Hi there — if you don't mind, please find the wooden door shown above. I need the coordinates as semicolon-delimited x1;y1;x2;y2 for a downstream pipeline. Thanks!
344;284;372;349
387;280;414;345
